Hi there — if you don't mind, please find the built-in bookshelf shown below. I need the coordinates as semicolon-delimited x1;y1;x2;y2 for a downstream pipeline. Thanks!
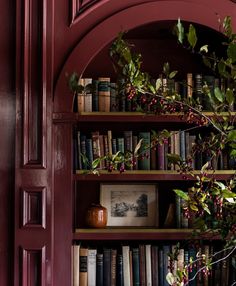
52;15;236;286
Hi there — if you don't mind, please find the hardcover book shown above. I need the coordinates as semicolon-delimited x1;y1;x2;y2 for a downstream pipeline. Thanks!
98;77;111;112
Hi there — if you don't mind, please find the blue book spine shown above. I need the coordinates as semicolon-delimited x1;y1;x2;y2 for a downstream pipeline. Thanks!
96;253;104;286
116;254;124;286
163;245;171;286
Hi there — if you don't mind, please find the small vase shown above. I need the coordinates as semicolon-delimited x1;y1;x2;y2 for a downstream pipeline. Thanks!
86;203;107;228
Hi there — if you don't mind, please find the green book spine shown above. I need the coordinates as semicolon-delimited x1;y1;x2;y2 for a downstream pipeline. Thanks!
132;248;140;286
138;132;151;170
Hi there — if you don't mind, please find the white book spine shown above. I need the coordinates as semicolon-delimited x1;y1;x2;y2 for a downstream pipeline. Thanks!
122;245;131;286
145;244;152;286
87;249;97;286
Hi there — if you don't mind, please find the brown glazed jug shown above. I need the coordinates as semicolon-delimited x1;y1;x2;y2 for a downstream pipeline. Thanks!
86;203;107;228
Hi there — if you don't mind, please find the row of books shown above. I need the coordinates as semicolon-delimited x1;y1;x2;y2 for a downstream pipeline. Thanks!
72;243;236;286
75;74;233;113
74;129;235;171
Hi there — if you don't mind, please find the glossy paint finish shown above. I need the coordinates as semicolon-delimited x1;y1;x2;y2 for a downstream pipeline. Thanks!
11;0;236;285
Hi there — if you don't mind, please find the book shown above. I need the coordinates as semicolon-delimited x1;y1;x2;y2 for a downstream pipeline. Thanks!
77;91;85;114
111;249;117;286
194;73;203;106
79;247;88;286
157;143;165;170
138;132;151;170
122;245;131;286
124;130;133;170
110;82;119;111
107;130;113;155
139;244;146;286
103;248;111;286
158;247;164;285
116;253;124;286
92;79;99;111
80;134;88;169
72;244;80;286
132;247;140;286
163;245;171;286
163;203;175;228
187;73;193;102
98;77;110;112
83;78;93;112
77;131;82;170
96;253;104;286
87;248;97;286
151;245;159;285
145;244;152;286
85;138;93;168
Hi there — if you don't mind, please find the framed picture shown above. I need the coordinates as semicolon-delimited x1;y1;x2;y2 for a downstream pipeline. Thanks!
100;183;158;227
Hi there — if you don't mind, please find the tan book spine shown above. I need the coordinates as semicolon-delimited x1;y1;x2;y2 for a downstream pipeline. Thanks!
98;77;110;112
79;247;88;286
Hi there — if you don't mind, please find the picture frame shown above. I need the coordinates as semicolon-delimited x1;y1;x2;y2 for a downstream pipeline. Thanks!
100;183;158;227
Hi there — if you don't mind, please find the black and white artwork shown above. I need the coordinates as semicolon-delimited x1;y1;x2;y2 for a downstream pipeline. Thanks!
100;184;158;226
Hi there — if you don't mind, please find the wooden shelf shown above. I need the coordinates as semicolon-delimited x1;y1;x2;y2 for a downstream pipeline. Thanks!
74;228;219;240
74;170;235;181
53;111;236;123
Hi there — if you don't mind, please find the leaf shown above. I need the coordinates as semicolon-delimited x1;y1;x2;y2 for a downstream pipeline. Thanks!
189;203;198;211
202;204;211;215
156;78;162;91
214;87;224;103
227;130;236;141
167;153;182;164
200;45;208;53
176;18;185;44
230;149;236;158
187;24;197;49
226;88;234;106
163;62;170;76
169;71;178;79
166;272;175;285
68;72;79;92
134;139;143;155
214;181;226;190
201;161;210;172
227;43;236;63
173;189;189;201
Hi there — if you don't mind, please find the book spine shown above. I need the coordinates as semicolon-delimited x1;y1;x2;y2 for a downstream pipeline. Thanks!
110;82;119;111
83;77;93;112
92;79;99;111
111;249;117;286
145;244;152;286
151;245;159;286
77;131;82;170
80;134;88;170
138;132;151;170
98;77;110;112
132;248;140;286
87;248;97;286
103;248;111;286
157;143;165;170
72;244;80;286
96;253;104;286
122;245;131;286
79;247;88;286
85;138;93;168
116;253;124;286
163;245;171;286
139;244;146;286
